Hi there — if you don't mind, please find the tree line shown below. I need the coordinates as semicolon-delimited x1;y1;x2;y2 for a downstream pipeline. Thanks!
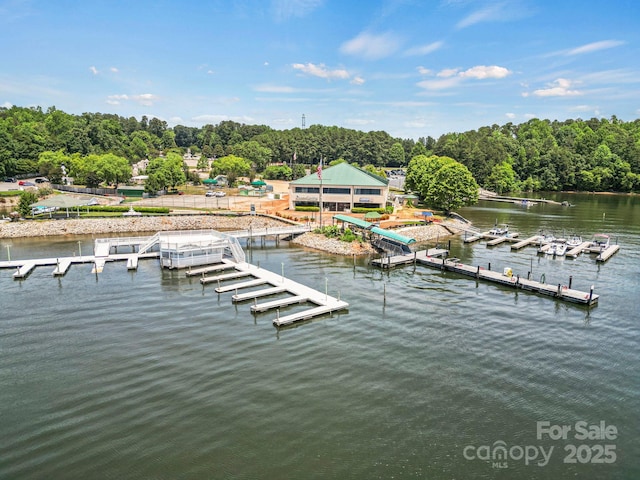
1;105;639;193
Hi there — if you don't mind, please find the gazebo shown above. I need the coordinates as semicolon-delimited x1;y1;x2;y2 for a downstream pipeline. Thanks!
30;196;98;218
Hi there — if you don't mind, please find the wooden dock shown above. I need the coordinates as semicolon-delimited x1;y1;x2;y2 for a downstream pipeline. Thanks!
565;241;592;258
486;233;520;246
511;235;542;250
424;257;597;305
370;248;449;268
594;244;620;262
52;259;72;276
375;254;598;306
199;261;349;326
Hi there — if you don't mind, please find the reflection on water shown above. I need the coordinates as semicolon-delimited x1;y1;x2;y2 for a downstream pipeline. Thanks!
1;193;639;479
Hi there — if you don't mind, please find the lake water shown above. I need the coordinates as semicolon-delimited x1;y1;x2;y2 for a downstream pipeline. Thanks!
1;193;639;479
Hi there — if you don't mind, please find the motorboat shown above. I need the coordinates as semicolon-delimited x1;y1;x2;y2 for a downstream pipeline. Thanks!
590;234;610;250
547;241;567;257
566;234;583;248
489;223;509;236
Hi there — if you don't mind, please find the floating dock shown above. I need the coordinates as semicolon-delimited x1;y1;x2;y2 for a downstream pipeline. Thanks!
370;248;449;268
373;254;598;306
200;261;349;326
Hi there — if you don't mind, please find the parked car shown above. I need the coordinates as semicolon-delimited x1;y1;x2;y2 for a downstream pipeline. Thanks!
19;181;36;187
3;177;16;183
205;191;215;197
214;191;226;197
35;177;49;183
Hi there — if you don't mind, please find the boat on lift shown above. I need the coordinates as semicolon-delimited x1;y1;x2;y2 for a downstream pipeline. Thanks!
489;223;509;236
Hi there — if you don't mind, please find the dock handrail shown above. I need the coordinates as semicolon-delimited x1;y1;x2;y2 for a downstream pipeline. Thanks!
138;233;161;254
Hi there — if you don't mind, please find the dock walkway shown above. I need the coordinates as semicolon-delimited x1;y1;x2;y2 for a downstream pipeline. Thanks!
370;248;449;268
373;253;598;306
200;261;349;326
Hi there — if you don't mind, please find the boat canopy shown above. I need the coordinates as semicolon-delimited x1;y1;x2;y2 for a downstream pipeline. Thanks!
370;226;416;245
333;214;373;230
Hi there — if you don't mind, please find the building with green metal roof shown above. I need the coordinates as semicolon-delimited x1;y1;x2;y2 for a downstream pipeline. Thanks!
288;162;389;212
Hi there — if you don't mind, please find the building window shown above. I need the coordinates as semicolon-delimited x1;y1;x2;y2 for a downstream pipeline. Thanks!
323;187;351;194
295;187;319;193
354;188;381;195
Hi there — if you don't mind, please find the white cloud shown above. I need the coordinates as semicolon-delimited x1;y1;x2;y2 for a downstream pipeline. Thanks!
527;78;582;97
292;63;350;80
1;101;12;108
404;41;444;57
106;93;159;106
417;77;462;90
110;67;119;73
459;65;511;79
207;70;214;75
132;93;158;106
456;1;532;29
350;76;365;85
417;64;511;91
106;94;129;105
438;68;459;78
567;40;625;55
340;32;401;60
417;66;432;75
254;84;297;93
505;112;516;119
89;66;99;75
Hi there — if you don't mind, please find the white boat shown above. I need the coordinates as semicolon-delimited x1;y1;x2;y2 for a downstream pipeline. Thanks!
547;241;567;256
566;234;583;248
590;234;610;249
489;223;509;236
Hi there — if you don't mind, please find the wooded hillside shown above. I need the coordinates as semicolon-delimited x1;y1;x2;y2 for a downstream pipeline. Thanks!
1;105;639;192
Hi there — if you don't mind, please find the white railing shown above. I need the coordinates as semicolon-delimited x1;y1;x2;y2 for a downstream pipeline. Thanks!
138;233;161;254
226;236;246;263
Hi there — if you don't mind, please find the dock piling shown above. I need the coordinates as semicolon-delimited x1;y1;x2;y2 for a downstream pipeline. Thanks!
589;285;594;303
569;276;573;289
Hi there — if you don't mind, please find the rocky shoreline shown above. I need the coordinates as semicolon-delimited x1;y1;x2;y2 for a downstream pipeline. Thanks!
0;214;290;239
1;215;459;257
291;222;456;256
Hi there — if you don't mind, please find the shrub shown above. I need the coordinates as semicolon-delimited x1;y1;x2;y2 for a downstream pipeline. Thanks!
86;205;170;214
295;206;320;212
351;207;386;214
340;228;357;242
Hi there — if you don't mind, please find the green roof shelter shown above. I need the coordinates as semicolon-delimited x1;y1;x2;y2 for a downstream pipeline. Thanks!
30;195;96;218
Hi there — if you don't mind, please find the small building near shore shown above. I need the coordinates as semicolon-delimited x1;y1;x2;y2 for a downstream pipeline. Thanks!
288;163;389;212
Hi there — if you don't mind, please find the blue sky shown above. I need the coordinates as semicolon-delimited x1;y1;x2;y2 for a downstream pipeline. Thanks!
1;0;639;139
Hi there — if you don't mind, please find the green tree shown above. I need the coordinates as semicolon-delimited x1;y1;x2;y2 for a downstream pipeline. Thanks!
428;162;479;212
291;164;307;179
231;141;272;172
263;165;292;180
406;155;478;211
210;155;251;185
486;161;519;194
18;190;39;217
387;142;406;167
95;153;131;187
37;150;70;184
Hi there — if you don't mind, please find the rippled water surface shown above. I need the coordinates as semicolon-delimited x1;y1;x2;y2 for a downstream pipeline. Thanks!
1;193;639;479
